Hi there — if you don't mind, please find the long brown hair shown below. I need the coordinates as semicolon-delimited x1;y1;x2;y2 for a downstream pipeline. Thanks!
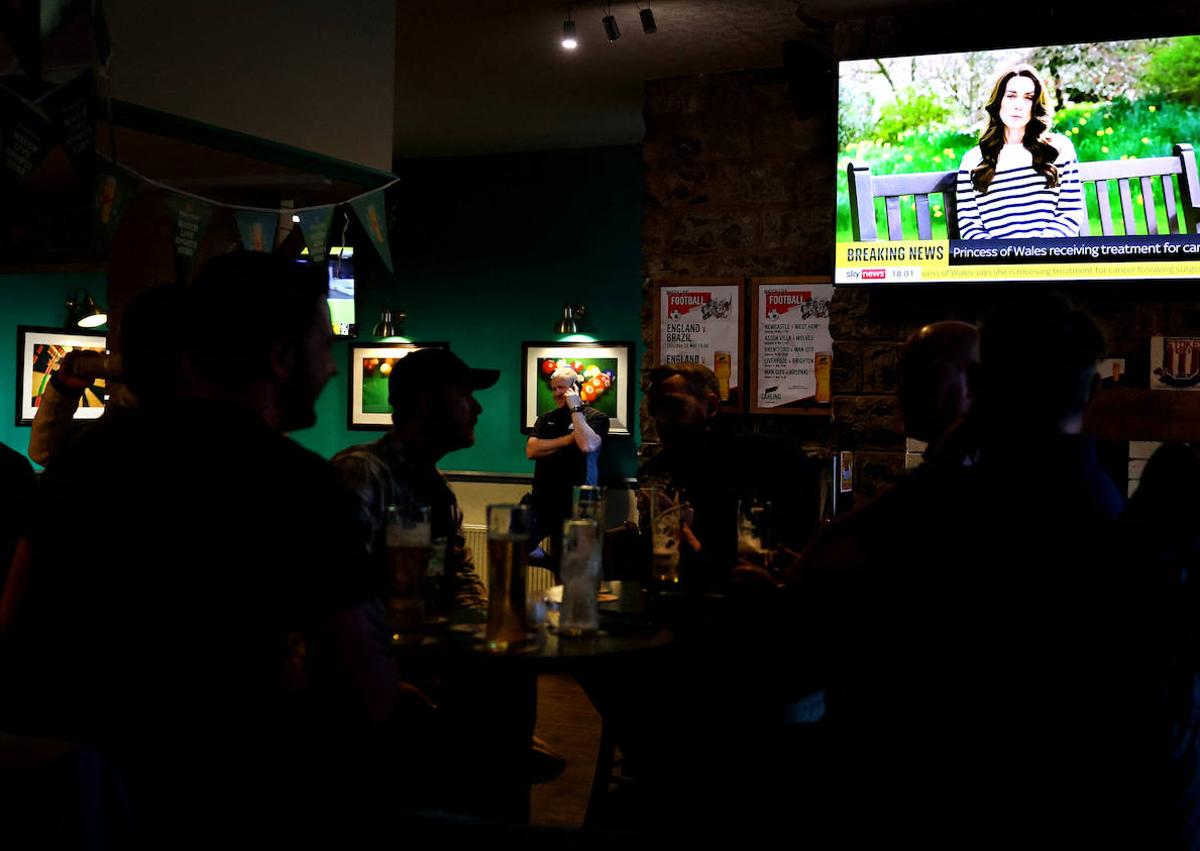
970;64;1059;194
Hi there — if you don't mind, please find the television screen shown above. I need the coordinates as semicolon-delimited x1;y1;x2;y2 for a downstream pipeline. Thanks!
835;35;1200;285
327;246;355;337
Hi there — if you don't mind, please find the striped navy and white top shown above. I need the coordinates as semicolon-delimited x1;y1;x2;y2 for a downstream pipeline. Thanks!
955;134;1087;240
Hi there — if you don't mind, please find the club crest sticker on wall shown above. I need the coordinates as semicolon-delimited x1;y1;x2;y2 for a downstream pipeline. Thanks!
1151;336;1200;390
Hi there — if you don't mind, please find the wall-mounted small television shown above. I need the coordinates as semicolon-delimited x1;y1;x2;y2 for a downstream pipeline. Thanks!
835;34;1200;285
327;246;356;337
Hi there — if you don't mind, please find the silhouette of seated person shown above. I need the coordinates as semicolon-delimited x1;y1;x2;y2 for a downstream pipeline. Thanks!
639;363;820;594
790;292;1134;843
781;321;980;588
4;254;422;843
1116;442;1200;848
897;320;980;457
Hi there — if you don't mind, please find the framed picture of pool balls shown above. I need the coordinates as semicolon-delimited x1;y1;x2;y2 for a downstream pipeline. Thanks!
16;326;109;426
520;341;634;436
347;342;448;429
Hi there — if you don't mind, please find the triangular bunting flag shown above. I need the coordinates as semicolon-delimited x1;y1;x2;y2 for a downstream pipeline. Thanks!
91;164;139;251
166;195;214;283
233;209;279;252
296;206;334;264
38;69;96;181
349;189;393;274
0;85;52;185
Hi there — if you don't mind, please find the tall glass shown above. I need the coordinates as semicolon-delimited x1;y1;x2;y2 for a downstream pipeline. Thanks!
559;519;601;635
572;485;607;524
737;498;774;568
644;487;685;586
386;503;431;638
486;504;532;651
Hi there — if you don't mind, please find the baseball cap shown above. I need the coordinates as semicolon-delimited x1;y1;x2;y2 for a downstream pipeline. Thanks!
387;348;500;405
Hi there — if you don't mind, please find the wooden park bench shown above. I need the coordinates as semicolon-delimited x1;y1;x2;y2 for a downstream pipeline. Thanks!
848;142;1200;241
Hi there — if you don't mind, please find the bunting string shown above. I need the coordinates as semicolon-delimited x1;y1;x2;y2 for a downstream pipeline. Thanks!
93;150;401;214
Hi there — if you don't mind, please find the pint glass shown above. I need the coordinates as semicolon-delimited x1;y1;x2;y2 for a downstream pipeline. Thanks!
486;504;532;651
385;503;431;637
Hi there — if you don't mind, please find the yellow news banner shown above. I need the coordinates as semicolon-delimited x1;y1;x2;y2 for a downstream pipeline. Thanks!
837;240;1200;283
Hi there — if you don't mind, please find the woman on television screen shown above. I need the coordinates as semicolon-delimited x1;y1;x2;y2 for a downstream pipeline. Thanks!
955;64;1087;240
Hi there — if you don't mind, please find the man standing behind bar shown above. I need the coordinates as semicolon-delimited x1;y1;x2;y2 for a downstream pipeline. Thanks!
332;347;492;619
7;254;406;843
525;365;608;563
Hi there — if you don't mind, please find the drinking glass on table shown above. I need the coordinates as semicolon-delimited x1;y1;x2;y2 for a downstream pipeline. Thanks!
643;487;686;587
386;503;431;640
559;519;601;636
486;504;533;652
573;485;608;591
572;485;607;524
737;497;775;569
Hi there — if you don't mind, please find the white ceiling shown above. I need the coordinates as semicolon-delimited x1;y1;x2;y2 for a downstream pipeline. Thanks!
392;0;951;159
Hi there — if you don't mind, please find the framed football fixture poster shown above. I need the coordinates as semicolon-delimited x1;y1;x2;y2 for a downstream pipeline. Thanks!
653;278;744;412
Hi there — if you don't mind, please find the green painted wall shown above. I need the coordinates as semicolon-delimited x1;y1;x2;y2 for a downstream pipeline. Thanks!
293;145;644;479
0;273;108;463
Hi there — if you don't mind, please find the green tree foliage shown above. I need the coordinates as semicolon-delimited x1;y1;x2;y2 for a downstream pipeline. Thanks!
1142;37;1200;107
875;91;951;143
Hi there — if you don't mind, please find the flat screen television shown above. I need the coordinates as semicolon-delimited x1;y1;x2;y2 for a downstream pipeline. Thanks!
327;246;356;337
835;34;1200;285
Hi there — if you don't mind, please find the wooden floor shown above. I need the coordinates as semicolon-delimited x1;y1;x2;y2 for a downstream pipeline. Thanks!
529;673;603;828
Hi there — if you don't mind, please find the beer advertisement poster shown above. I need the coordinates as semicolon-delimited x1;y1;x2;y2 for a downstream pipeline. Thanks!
749;278;833;415
654;279;743;411
1151;336;1200;391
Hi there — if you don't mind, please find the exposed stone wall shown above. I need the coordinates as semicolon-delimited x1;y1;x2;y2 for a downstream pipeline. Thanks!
641;9;1200;501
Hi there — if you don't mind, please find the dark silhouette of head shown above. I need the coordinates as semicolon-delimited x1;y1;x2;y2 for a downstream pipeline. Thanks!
182;252;333;432
972;63;1060;194
386;348;499;460
975;291;1105;435
646;363;721;447
1125;443;1200;543
119;282;187;403
897;321;979;446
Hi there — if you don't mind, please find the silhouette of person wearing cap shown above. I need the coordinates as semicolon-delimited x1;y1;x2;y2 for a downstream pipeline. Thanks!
333;348;496;618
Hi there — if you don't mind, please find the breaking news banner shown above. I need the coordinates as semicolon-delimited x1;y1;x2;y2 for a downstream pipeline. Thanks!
836;235;1200;283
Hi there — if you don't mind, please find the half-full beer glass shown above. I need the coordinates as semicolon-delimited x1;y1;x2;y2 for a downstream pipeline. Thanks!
385;503;431;639
486;504;532;651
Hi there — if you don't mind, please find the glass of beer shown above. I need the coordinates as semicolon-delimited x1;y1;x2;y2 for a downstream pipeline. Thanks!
486;504;532;652
814;352;832;404
713;351;732;401
559;519;601;636
385;503;431;640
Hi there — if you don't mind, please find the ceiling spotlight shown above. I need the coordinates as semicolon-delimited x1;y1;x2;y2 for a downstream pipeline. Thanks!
561;19;577;49
639;5;656;34
602;14;620;42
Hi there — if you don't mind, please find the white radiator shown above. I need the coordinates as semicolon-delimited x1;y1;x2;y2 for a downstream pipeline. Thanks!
462;523;556;595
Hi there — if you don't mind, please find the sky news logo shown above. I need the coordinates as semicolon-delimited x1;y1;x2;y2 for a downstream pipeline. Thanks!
862;269;886;280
